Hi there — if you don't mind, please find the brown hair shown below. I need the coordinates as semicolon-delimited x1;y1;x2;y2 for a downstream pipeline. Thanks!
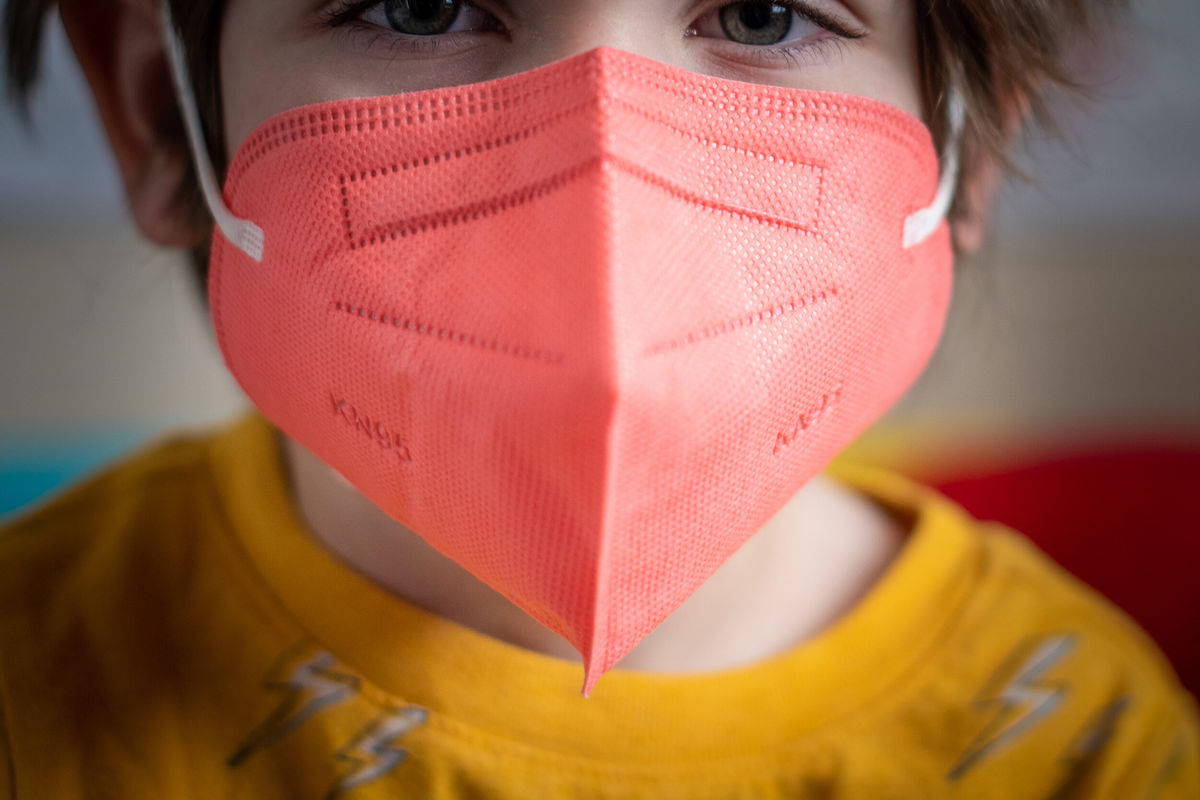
7;0;1123;293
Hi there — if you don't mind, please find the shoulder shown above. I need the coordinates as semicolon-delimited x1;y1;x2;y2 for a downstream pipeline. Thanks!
0;421;238;654
969;519;1185;699
834;459;1190;708
0;426;221;598
939;513;1199;796
0;417;258;654
0;421;248;795
830;460;1198;795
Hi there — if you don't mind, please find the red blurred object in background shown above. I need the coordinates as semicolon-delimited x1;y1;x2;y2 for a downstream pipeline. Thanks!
930;446;1200;697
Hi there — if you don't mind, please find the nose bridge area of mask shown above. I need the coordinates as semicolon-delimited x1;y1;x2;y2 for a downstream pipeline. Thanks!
220;48;888;376
246;49;831;258
164;0;954;267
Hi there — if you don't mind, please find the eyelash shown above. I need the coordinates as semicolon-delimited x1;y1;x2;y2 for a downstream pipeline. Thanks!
743;36;852;69
717;0;866;40
319;1;865;65
320;0;498;57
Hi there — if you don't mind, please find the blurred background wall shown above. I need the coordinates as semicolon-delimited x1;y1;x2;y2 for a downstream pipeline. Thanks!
1;0;1198;518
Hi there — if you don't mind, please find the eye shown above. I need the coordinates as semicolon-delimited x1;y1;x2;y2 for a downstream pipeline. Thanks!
384;0;460;35
357;0;501;37
721;3;802;45
690;1;859;47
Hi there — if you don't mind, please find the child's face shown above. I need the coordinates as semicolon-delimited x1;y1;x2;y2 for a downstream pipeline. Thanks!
219;0;922;158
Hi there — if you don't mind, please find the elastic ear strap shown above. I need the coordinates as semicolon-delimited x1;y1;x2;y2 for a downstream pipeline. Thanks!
160;2;265;262
903;89;967;249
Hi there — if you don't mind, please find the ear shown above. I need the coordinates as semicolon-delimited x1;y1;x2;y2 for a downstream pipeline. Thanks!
952;91;1033;254
60;0;204;248
952;154;1001;253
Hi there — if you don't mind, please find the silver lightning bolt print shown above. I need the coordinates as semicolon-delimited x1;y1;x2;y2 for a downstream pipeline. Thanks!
1046;695;1132;799
228;647;361;768
325;706;430;799
947;633;1079;781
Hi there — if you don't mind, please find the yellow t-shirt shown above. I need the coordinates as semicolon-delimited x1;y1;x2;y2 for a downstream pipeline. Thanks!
0;413;1196;799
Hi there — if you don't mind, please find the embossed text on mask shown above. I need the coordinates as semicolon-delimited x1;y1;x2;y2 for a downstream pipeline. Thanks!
331;393;414;463
774;386;843;456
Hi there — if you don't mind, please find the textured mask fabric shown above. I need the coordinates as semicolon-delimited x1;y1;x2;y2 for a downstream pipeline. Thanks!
183;45;953;696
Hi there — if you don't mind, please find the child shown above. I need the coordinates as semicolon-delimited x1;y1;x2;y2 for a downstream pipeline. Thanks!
2;0;1196;797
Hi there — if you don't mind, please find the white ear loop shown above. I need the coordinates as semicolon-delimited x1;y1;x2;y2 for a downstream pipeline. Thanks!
160;2;265;262
903;89;967;249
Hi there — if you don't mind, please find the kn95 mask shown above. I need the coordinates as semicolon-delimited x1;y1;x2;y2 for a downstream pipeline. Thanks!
162;2;963;696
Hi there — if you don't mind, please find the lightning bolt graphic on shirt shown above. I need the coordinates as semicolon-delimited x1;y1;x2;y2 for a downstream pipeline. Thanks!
947;633;1078;780
228;648;361;768
326;707;430;799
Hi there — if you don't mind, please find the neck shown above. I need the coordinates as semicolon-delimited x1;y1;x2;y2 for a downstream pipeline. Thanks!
281;434;906;673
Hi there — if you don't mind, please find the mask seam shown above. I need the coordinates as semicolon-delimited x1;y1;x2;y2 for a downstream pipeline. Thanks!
327;105;829;248
229;95;591;203
338;99;594;185
610;97;831;170
224;78;932;203
342;157;601;250
339;155;820;257
607;155;819;235
644;286;840;357
612;95;928;176
616;70;931;156
232;65;927;177
328;284;841;367
332;101;598;245
229;103;927;202
325;96;826;196
329;301;566;365
231;57;597;163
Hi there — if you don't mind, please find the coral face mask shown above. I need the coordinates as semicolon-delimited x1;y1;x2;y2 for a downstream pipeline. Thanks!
163;5;962;696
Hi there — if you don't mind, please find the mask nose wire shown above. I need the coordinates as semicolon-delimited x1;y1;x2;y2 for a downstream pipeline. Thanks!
160;1;266;262
903;89;967;249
